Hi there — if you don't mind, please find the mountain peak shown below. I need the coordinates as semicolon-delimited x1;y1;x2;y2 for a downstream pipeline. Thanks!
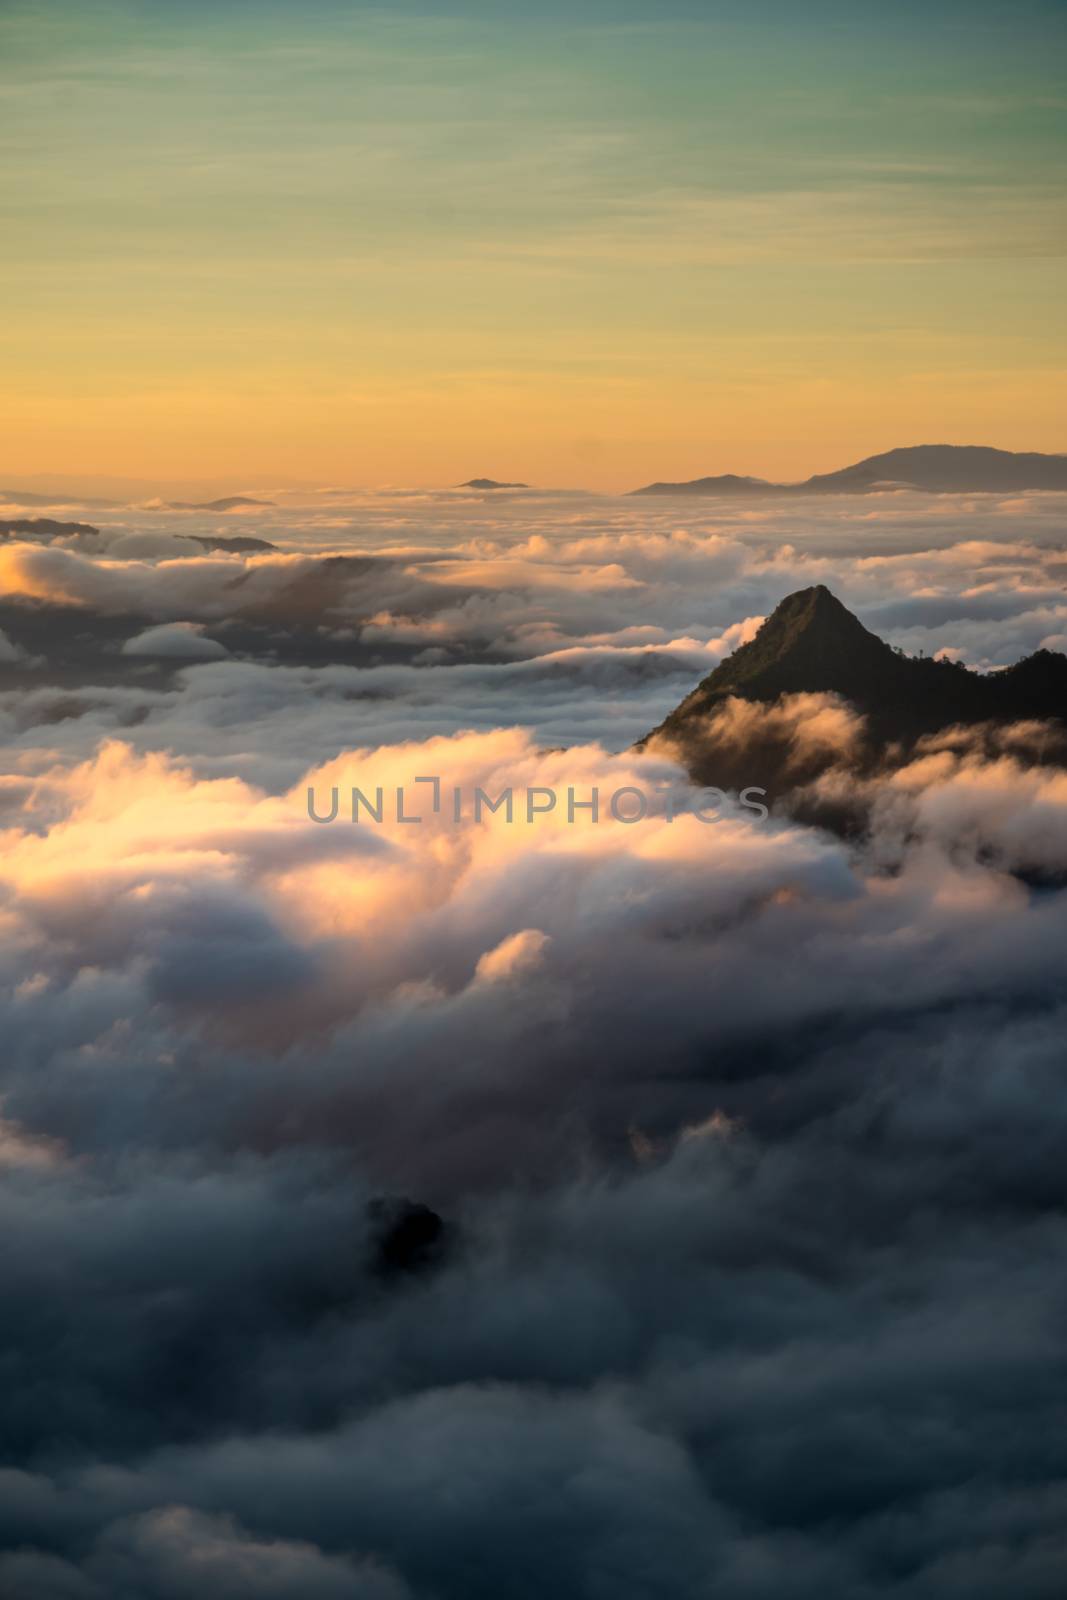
698;585;894;700
639;585;1067;795
766;583;854;627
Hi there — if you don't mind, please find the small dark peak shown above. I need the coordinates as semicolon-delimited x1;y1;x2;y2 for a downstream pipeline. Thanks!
459;478;528;490
168;495;274;511
368;1196;448;1276
631;473;776;497
182;534;277;553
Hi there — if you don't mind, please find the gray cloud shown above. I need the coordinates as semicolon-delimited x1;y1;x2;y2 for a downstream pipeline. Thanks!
121;623;230;660
2;489;1067;1596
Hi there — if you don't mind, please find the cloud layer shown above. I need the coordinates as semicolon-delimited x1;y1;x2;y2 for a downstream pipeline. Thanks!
1;489;1066;1596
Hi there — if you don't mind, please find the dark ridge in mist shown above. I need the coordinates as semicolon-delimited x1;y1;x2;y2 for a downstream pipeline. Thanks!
182;534;277;552
0;517;99;539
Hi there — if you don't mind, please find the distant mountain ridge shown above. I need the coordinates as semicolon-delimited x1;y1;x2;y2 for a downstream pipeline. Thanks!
632;445;1067;496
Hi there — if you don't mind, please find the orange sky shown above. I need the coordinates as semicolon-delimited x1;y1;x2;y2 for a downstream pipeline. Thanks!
3;1;1064;493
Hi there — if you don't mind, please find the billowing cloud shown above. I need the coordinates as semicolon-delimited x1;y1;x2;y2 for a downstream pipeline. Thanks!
122;623;230;660
2;488;1067;1596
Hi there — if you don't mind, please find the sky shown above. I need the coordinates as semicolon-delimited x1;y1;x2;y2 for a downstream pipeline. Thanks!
2;0;1065;492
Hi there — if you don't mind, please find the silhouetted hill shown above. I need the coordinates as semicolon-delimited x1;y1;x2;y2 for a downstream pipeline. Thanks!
167;495;274;510
182;534;277;552
459;478;528;490
806;446;1067;494
0;517;98;539
635;474;774;496
640;586;1067;793
631;445;1067;496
